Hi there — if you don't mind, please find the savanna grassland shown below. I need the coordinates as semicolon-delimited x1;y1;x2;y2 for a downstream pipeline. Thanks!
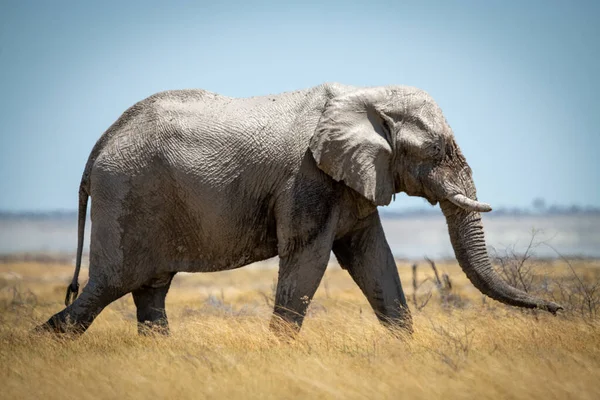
1;259;599;399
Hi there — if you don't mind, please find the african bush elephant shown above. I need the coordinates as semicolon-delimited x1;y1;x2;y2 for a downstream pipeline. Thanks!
39;83;561;336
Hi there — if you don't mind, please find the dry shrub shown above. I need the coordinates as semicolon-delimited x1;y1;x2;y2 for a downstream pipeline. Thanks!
411;258;467;311
490;231;600;321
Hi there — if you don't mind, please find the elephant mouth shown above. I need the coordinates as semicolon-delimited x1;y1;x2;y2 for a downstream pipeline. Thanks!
426;197;438;206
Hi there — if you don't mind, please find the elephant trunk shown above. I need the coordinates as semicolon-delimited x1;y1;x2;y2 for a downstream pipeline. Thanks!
440;200;562;314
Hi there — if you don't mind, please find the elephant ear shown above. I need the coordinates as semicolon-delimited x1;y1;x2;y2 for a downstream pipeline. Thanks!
309;88;395;206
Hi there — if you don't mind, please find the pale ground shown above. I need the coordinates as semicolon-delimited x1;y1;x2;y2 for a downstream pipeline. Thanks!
4;213;600;258
1;260;599;399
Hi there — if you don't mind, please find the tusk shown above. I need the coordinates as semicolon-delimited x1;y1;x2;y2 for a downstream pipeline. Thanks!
448;194;492;212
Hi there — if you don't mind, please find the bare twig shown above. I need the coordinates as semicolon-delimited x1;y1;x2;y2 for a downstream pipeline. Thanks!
428;322;475;371
490;229;547;293
412;264;418;309
544;243;599;320
425;257;453;306
425;257;442;289
411;263;433;311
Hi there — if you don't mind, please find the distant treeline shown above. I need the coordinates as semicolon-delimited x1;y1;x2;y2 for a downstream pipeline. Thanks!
0;210;80;220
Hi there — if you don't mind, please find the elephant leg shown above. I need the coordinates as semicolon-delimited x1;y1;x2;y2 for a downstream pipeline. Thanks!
332;211;412;332
132;274;175;336
270;239;333;336
36;279;126;336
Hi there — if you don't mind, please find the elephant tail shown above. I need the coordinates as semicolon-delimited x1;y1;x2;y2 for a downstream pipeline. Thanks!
64;182;89;306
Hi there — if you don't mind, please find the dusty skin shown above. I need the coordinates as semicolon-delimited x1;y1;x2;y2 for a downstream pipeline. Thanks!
1;260;599;400
45;84;558;336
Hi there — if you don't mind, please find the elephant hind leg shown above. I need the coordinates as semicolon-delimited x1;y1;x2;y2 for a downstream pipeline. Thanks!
132;273;175;336
36;280;126;336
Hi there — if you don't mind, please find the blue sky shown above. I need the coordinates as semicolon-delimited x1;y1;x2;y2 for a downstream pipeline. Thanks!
0;0;598;211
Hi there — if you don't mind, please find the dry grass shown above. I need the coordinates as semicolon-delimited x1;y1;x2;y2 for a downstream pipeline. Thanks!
1;260;599;400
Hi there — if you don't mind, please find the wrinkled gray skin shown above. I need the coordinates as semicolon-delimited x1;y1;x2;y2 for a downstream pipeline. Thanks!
39;83;561;336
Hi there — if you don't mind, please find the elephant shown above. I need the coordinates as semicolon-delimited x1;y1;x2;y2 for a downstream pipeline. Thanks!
38;83;561;336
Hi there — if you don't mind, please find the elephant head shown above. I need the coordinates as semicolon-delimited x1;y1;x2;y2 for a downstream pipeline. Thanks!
310;86;562;313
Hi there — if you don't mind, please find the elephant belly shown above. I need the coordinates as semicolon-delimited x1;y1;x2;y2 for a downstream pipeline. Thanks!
170;226;279;273
172;231;279;273
158;191;280;273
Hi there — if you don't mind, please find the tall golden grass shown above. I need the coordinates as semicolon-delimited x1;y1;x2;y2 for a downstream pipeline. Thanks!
1;260;599;399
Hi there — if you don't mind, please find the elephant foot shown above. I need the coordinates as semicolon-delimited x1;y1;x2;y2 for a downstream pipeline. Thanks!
32;312;87;337
137;320;170;336
34;280;126;337
132;278;173;337
378;312;414;336
269;315;301;341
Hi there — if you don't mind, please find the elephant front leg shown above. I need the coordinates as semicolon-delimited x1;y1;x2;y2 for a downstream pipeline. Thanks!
332;212;412;332
271;240;332;336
